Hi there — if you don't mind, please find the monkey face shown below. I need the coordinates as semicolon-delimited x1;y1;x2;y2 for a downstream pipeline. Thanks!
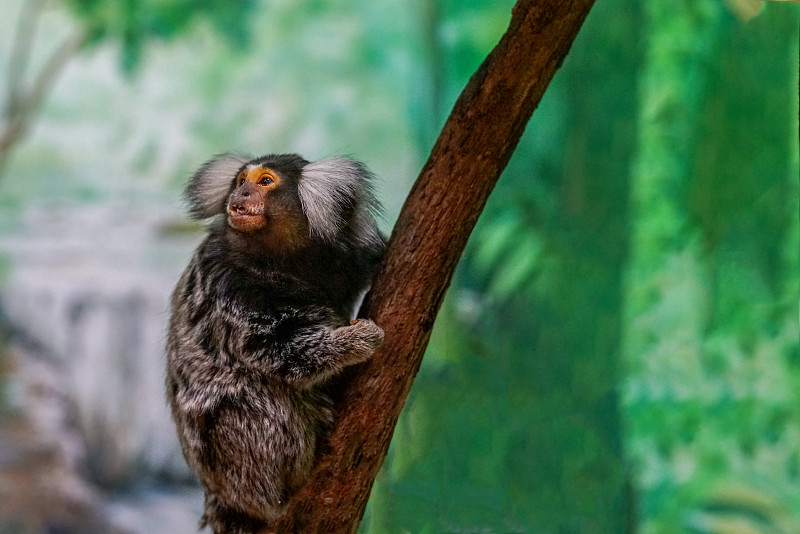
227;166;280;232
225;163;310;252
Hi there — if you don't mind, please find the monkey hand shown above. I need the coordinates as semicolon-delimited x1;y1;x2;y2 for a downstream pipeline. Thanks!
335;319;385;365
348;318;385;347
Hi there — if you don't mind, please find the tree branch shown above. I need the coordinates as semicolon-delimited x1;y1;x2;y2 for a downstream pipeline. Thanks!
5;0;48;116
0;26;87;177
273;0;596;531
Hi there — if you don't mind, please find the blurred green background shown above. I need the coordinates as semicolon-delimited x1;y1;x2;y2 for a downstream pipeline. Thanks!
0;0;797;533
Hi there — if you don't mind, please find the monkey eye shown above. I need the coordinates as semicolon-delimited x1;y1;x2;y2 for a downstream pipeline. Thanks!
236;172;246;186
258;175;274;186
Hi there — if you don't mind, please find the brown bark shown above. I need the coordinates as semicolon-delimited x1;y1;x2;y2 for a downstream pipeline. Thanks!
272;0;596;532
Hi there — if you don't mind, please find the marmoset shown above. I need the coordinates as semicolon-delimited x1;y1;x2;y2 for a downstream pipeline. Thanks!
166;153;385;533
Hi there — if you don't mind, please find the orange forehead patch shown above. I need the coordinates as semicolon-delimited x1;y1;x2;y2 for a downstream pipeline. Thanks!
236;167;281;188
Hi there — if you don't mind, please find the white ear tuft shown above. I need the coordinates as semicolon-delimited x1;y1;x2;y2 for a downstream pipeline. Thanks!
184;154;249;219
299;157;381;245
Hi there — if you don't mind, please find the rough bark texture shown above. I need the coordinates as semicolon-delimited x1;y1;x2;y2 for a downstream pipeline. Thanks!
272;0;596;532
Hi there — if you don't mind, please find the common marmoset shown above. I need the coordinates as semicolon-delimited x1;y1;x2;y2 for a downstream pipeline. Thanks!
166;153;385;533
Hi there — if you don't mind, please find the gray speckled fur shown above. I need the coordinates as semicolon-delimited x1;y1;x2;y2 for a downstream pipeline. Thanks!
299;157;382;247
166;154;385;533
185;154;251;220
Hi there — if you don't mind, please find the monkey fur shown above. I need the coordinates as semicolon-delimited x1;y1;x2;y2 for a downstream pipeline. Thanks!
166;153;386;533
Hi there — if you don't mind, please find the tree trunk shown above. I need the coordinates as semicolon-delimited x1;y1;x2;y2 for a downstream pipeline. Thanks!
272;0;596;532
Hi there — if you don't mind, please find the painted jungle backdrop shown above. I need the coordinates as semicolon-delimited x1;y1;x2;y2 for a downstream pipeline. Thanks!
0;0;797;533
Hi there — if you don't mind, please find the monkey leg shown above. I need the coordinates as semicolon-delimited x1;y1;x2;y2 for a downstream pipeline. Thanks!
201;491;269;534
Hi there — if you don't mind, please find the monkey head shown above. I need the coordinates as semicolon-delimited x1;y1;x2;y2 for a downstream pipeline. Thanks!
184;153;383;259
223;155;310;253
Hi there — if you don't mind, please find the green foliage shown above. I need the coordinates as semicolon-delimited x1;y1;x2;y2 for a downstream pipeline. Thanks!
624;2;800;532
63;0;257;70
3;0;797;530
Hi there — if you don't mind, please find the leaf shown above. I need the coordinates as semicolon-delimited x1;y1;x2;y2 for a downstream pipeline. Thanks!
472;210;521;273
486;233;542;300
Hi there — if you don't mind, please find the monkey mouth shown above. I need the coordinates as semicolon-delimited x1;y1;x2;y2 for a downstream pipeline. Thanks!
227;205;267;232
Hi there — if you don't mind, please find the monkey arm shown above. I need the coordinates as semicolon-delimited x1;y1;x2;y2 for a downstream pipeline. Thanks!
238;313;384;388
